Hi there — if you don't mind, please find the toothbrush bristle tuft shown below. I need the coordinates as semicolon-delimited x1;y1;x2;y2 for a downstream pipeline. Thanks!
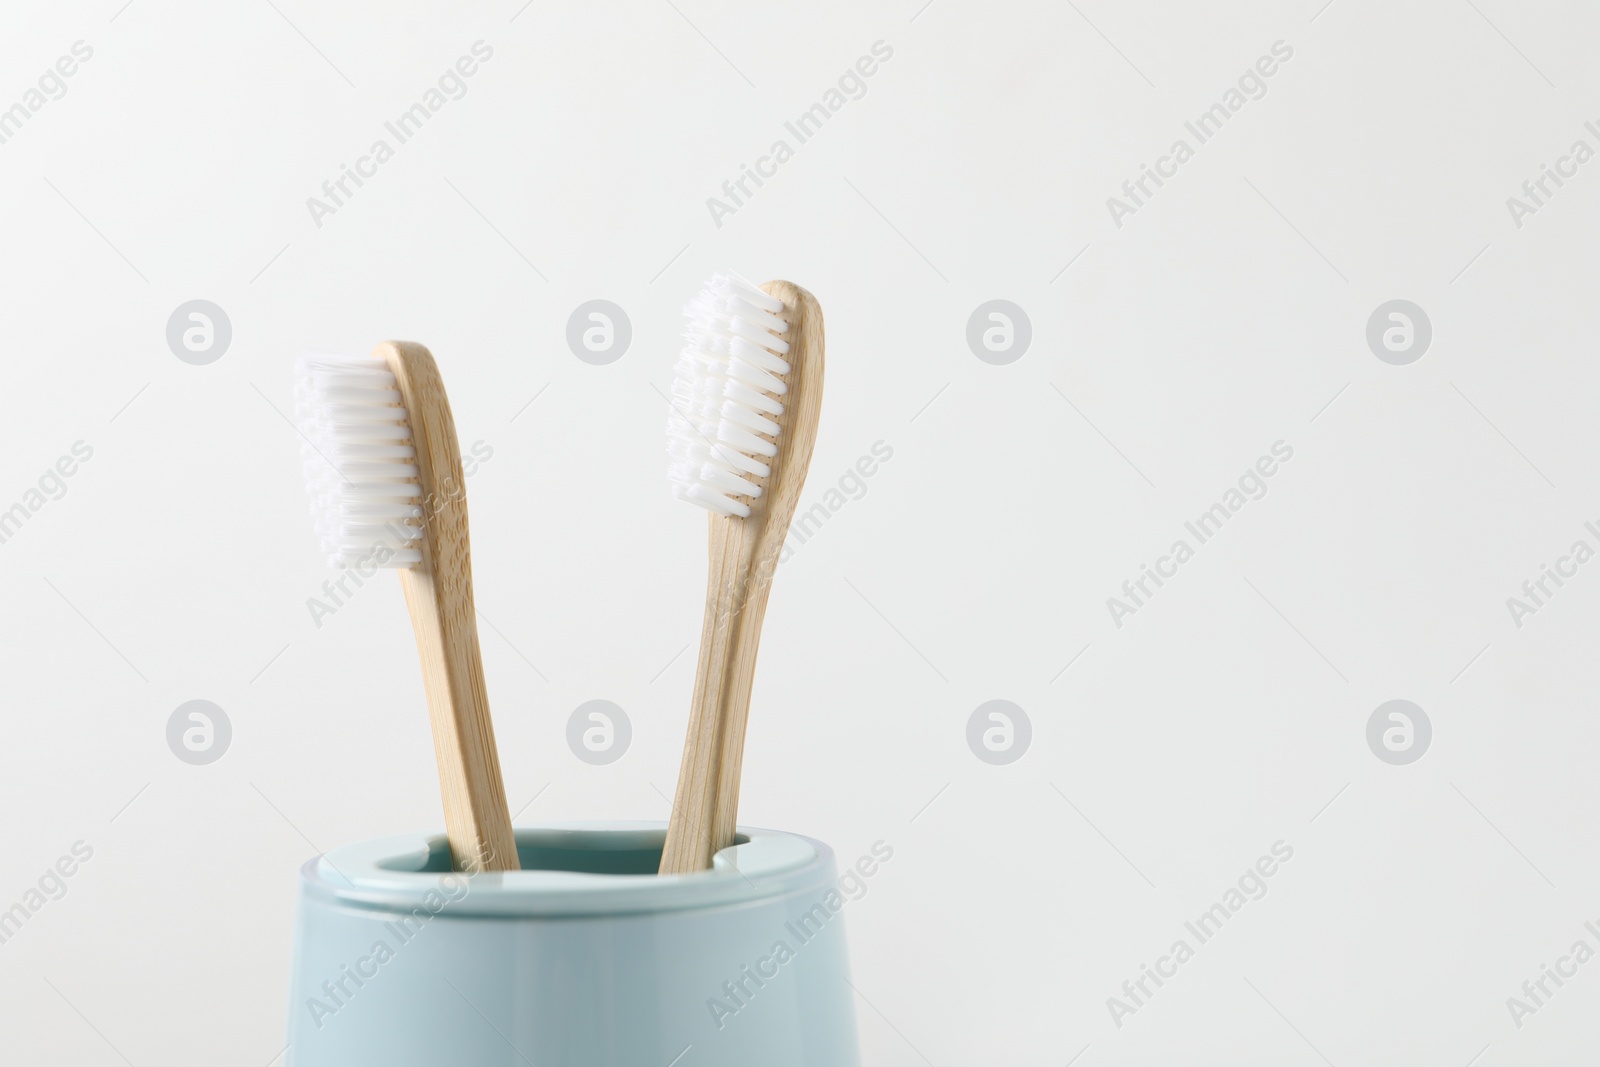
295;352;425;569
666;273;790;518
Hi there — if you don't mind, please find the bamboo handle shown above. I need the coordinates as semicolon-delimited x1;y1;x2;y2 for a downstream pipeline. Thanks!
659;282;825;874
381;341;520;874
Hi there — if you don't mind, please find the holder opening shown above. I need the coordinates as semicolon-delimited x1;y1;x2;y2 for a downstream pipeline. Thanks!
313;823;825;917
380;826;753;876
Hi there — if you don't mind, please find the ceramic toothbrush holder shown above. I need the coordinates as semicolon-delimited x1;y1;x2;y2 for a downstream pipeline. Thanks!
284;821;861;1066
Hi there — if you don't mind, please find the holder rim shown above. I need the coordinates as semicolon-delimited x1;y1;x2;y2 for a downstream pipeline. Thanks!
300;821;832;919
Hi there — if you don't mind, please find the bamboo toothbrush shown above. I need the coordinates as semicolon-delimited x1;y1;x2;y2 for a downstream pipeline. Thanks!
659;275;825;874
296;342;520;874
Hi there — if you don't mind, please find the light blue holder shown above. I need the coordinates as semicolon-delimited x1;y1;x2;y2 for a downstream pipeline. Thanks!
284;822;861;1066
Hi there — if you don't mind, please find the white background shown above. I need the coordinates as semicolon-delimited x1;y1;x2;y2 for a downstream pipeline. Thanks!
2;1;1599;1064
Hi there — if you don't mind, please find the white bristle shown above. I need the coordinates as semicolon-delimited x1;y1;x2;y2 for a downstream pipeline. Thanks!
295;352;424;568
666;274;790;518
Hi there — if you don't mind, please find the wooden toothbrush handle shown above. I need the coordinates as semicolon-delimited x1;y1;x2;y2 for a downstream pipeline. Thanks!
383;341;520;874
658;514;761;874
708;282;824;851
658;282;825;874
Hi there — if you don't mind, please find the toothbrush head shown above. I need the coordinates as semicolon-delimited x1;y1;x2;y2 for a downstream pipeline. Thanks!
666;273;793;518
295;352;425;569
